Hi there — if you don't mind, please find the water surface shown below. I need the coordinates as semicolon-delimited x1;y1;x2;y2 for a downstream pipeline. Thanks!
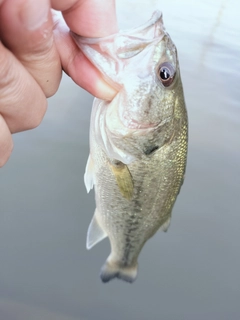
0;0;239;319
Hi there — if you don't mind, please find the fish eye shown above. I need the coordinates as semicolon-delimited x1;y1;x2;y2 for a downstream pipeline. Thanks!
158;62;175;87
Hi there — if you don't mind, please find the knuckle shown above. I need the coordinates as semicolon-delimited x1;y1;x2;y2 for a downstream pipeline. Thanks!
20;45;62;98
0;46;16;90
0;47;48;132
17;25;55;59
0;36;62;100
18;26;56;65
27;99;48;130
0;46;27;105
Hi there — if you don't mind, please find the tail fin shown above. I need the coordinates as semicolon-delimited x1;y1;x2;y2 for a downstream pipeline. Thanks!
100;259;138;283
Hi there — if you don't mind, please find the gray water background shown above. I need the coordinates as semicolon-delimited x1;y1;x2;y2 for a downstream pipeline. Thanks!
0;0;239;319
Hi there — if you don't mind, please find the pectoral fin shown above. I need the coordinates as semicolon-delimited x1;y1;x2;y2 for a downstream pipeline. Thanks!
86;210;107;250
109;161;134;200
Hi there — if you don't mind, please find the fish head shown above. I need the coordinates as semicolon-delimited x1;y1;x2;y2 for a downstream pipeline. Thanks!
115;32;180;130
72;11;181;130
72;11;185;164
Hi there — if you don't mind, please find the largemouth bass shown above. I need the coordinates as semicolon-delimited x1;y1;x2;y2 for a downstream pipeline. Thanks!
72;11;188;283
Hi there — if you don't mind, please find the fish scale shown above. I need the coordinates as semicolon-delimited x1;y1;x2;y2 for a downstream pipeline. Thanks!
72;11;188;283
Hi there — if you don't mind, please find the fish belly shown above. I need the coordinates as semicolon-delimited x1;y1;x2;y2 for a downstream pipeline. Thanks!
90;121;187;282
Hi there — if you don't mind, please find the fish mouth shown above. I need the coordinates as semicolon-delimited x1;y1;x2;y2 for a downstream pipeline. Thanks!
71;11;163;44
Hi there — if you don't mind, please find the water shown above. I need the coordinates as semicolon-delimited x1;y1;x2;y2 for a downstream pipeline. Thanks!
0;0;239;319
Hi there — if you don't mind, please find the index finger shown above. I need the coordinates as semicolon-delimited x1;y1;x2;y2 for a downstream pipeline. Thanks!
51;0;118;37
51;0;118;100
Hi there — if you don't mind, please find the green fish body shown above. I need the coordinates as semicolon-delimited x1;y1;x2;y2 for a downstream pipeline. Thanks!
72;11;188;283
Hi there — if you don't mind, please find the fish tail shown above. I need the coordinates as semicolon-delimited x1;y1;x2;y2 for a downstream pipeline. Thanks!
100;258;138;283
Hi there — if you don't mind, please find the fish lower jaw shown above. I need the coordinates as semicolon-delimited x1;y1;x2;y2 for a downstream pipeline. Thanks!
120;112;158;130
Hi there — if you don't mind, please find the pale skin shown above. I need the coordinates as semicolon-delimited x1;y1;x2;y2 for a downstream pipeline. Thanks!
0;0;118;167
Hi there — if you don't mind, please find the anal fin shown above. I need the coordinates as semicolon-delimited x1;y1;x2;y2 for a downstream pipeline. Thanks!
86;210;107;250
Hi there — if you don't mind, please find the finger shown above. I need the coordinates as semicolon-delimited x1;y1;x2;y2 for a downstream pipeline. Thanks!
52;14;117;100
0;0;62;98
51;0;118;100
0;42;47;133
0;114;13;167
51;0;118;37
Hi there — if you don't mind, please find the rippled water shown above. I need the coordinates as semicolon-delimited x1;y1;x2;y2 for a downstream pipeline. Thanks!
0;0;239;319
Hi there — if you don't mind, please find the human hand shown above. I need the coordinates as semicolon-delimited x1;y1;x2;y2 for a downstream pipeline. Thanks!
0;0;118;167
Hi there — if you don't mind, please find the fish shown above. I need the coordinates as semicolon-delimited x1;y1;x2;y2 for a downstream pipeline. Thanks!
72;10;188;283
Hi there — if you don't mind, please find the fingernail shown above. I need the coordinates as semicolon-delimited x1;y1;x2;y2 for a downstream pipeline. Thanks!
20;0;49;30
96;79;118;101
